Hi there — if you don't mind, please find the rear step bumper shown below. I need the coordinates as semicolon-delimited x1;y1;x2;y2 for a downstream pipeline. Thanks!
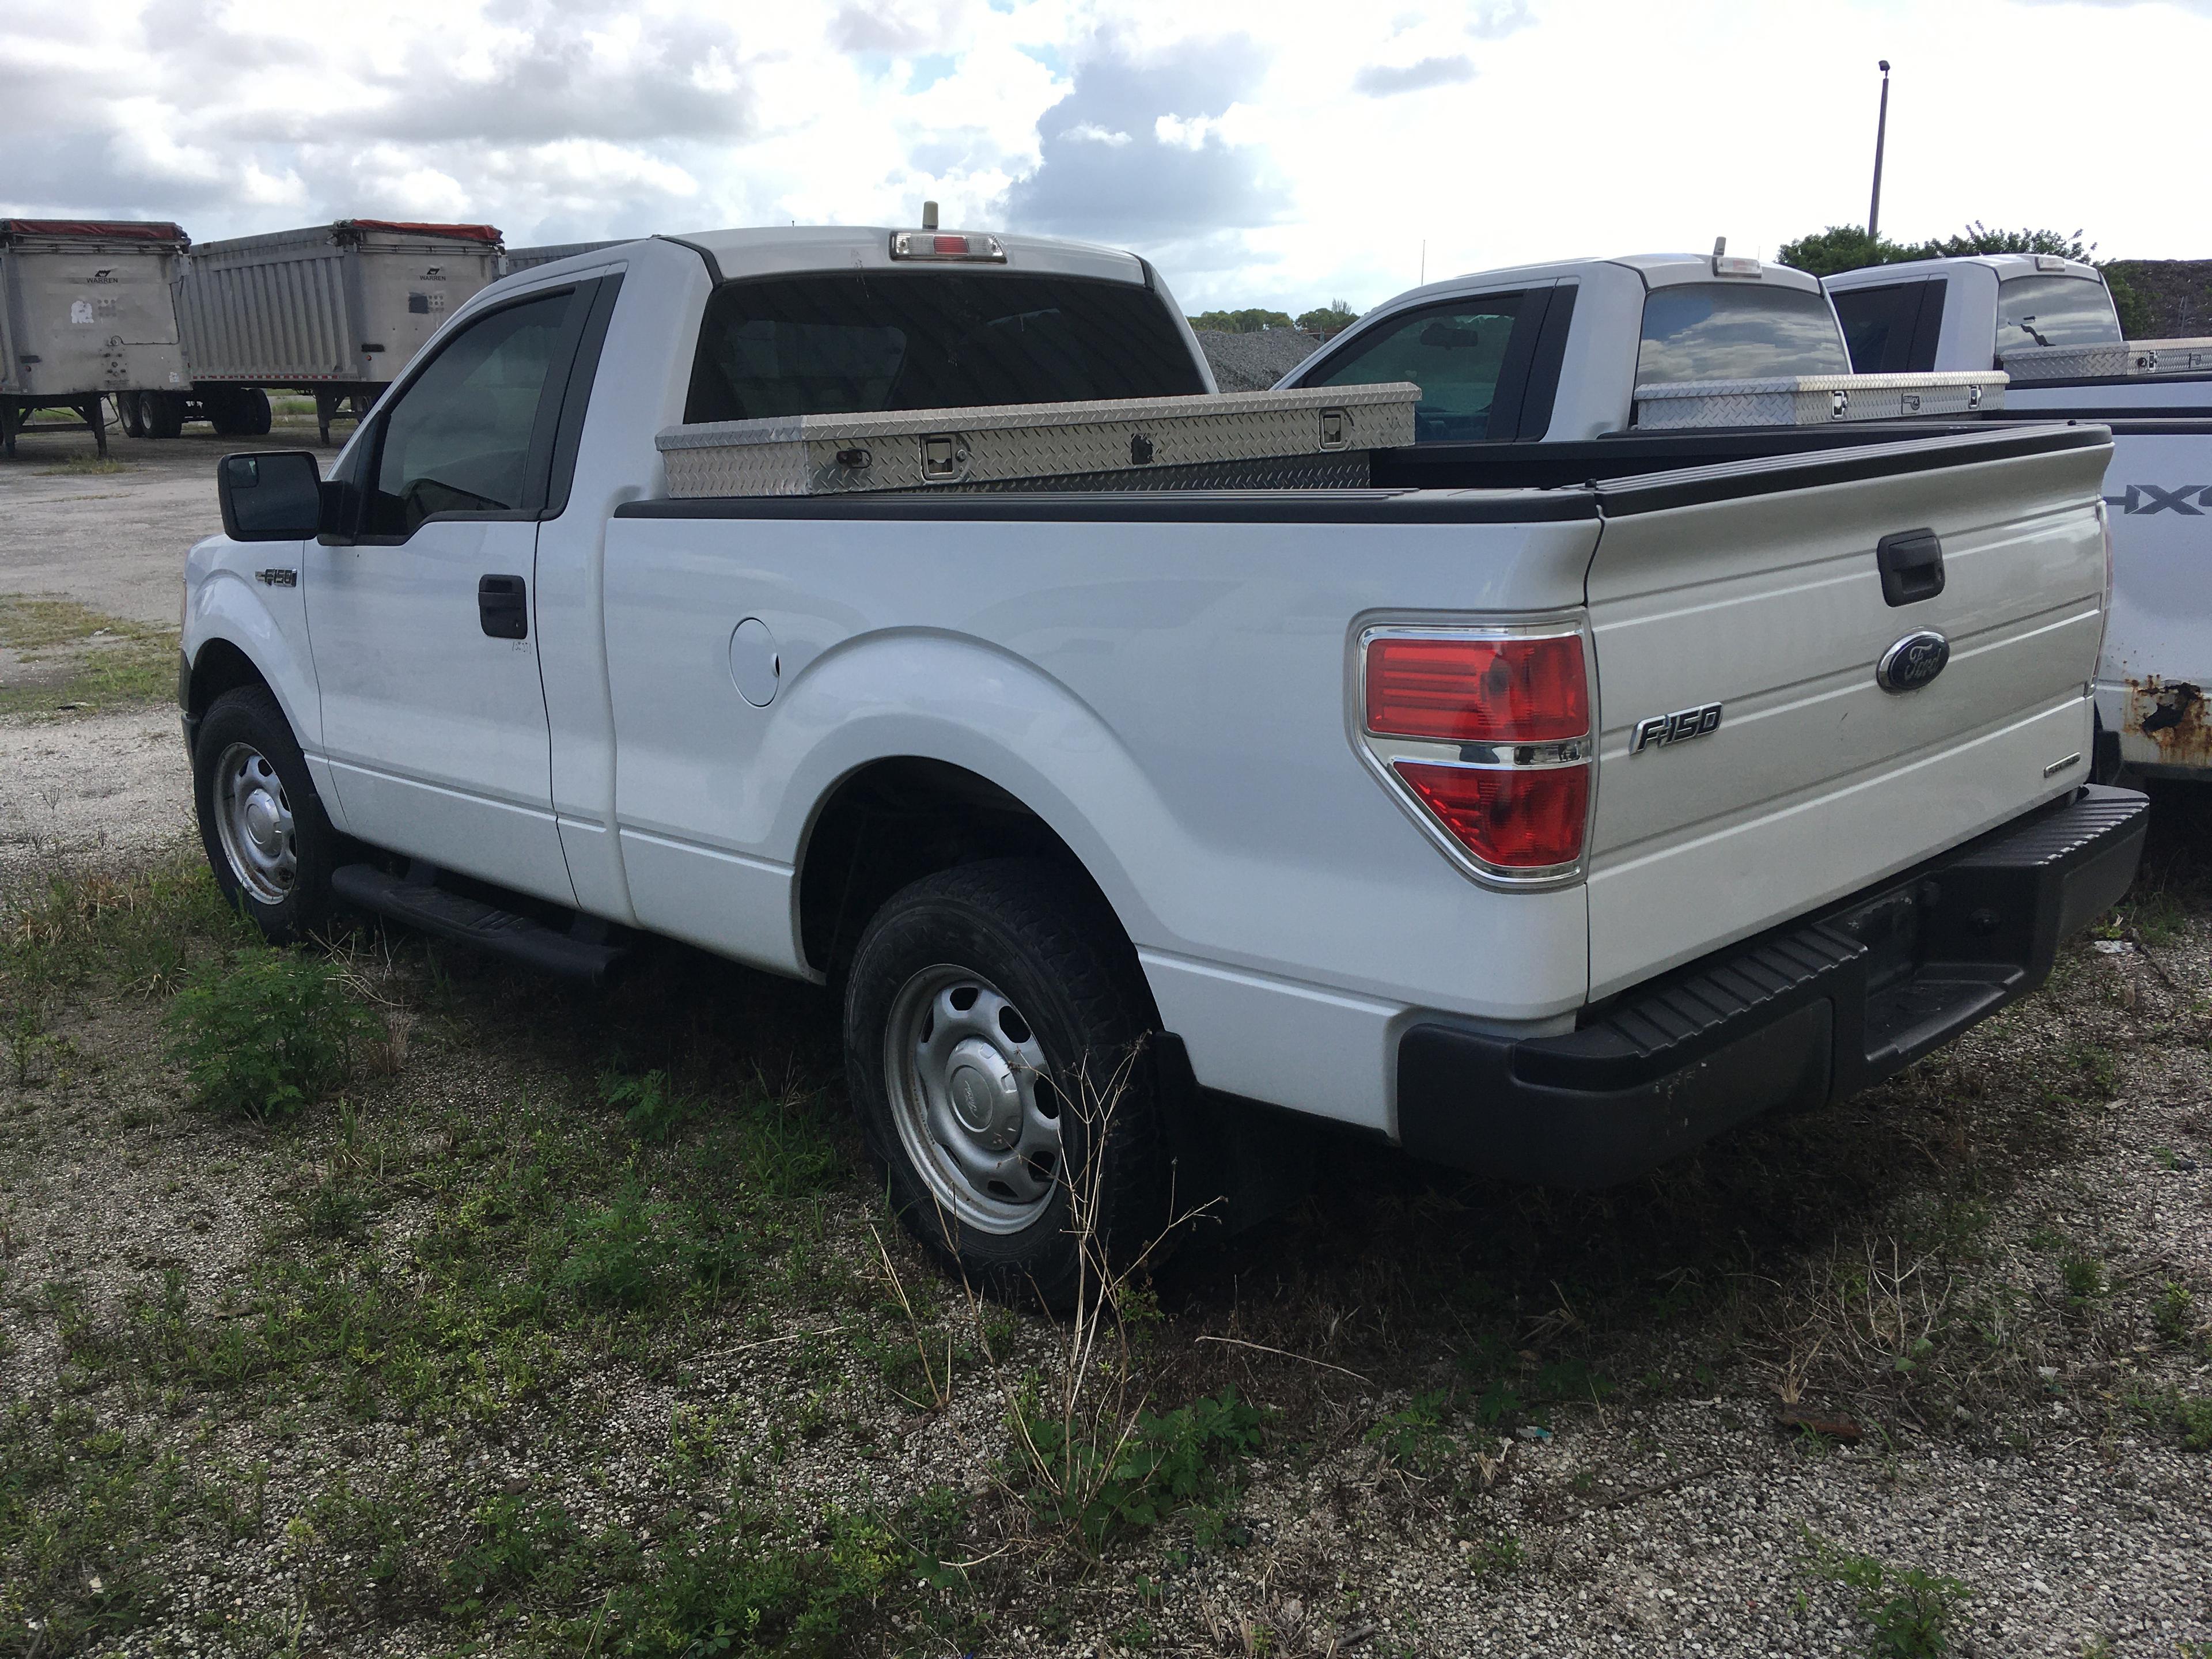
1396;784;2150;1187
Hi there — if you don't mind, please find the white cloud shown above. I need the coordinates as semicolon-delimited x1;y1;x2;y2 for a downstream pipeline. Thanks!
1;0;2205;309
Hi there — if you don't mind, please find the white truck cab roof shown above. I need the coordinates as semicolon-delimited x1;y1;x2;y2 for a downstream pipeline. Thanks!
671;225;1150;286
1822;254;2118;374
1285;251;1850;442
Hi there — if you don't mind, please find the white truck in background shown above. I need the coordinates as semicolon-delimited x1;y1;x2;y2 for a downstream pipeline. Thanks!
181;224;2144;1301
1275;249;2006;445
1825;254;2212;779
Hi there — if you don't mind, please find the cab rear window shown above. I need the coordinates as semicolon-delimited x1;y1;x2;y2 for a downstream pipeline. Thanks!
1635;283;1850;384
683;271;1204;423
1995;275;2121;356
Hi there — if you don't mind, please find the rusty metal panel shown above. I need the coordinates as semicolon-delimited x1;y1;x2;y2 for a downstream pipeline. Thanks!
655;383;1419;497
174;222;503;385
0;223;188;399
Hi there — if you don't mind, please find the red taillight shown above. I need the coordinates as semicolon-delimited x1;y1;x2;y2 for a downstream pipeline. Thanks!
1392;761;1589;869
933;234;969;255
1365;634;1588;743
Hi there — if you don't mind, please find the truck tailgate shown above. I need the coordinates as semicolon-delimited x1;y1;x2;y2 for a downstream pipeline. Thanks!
1582;426;2113;998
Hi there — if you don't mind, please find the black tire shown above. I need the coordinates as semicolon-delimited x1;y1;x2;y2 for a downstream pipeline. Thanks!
844;858;1169;1308
236;388;272;437
143;391;184;440
118;393;146;439
192;686;343;944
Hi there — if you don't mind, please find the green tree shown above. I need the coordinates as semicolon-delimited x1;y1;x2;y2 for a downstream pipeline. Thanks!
1774;225;1930;278
1296;299;1360;334
1780;221;2151;336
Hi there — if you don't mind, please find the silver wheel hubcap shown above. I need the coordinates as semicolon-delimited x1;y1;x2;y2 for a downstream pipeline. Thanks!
885;965;1062;1233
211;741;296;905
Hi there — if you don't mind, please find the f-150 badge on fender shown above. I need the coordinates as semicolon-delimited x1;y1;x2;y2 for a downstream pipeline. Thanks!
1631;702;1723;753
1877;630;1950;694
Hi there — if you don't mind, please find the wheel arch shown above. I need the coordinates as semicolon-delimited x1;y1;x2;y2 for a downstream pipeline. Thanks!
794;755;1124;981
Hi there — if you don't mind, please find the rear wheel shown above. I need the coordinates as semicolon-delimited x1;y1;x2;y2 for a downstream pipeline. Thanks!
117;393;146;439
844;859;1169;1308
142;391;184;440
234;388;272;437
192;687;342;944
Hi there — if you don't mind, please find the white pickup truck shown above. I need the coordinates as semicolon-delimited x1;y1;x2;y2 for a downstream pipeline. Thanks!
181;225;2146;1300
1824;254;2212;779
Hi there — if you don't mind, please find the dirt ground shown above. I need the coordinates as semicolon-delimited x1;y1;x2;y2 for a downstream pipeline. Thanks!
0;445;2209;1659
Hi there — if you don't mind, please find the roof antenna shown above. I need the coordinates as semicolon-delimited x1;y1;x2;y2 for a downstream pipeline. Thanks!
922;200;939;231
1713;236;1727;256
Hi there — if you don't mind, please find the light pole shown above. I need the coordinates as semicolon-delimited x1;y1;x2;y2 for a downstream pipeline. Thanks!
1868;59;1891;241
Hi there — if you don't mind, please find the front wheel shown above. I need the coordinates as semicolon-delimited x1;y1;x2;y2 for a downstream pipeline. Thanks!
192;686;343;944
844;859;1170;1308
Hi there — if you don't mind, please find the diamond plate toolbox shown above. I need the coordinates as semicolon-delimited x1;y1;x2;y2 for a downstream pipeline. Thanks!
1631;372;2008;430
654;383;1420;498
2001;339;2212;382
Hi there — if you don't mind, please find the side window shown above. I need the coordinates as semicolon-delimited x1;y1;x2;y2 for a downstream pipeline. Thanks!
1302;294;1527;443
1833;282;1927;374
365;291;575;536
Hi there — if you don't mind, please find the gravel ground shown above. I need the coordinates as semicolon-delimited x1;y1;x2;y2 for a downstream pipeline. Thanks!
0;413;338;627
1196;329;1325;392
0;708;195;893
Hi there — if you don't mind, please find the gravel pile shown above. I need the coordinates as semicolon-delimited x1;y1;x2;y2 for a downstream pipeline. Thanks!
1196;329;1325;392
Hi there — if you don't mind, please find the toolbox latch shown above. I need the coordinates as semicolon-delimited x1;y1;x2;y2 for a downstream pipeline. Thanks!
1317;408;1350;450
919;433;971;484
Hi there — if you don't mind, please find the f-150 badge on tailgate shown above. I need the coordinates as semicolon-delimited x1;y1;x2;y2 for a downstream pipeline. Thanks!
1877;630;1950;694
1631;703;1723;752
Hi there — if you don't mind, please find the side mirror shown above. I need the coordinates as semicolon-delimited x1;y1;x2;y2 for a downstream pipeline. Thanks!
218;451;322;541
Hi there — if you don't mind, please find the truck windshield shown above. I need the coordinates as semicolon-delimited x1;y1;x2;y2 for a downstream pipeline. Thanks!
1995;275;2120;355
683;272;1204;422
1635;283;1850;384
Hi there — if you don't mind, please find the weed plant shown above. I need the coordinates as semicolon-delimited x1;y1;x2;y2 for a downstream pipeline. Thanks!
1803;1528;1970;1657
165;952;379;1120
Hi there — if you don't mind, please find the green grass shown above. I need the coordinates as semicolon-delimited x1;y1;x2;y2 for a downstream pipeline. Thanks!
0;594;178;714
1014;1384;1266;1552
34;456;130;476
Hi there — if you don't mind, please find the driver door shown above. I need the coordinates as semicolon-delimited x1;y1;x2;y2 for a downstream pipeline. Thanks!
304;286;588;903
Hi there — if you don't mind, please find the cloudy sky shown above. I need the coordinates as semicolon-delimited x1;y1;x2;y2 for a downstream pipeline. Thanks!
5;0;2206;312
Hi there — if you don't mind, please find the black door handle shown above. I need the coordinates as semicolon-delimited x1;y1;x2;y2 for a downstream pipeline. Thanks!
478;574;528;639
1876;529;1945;607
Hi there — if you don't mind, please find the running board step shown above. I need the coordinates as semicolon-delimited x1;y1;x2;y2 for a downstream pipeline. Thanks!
329;864;626;983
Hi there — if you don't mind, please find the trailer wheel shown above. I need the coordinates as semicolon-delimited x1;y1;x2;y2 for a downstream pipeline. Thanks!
843;858;1172;1308
192;687;341;945
143;392;184;441
118;393;147;440
235;388;272;438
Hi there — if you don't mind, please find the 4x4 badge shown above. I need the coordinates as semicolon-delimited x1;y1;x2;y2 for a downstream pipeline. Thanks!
1877;630;1950;693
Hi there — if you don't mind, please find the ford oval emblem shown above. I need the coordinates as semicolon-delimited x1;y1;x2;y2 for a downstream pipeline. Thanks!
1877;630;1950;693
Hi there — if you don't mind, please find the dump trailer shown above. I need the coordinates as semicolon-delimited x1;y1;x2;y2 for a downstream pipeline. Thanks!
156;219;504;445
1;219;190;458
500;240;627;275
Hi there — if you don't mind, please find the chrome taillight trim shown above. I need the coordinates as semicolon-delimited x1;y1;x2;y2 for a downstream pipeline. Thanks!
1350;618;1598;890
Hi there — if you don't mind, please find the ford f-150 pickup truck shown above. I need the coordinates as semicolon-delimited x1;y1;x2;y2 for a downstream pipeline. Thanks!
182;225;2147;1301
1824;254;2212;781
